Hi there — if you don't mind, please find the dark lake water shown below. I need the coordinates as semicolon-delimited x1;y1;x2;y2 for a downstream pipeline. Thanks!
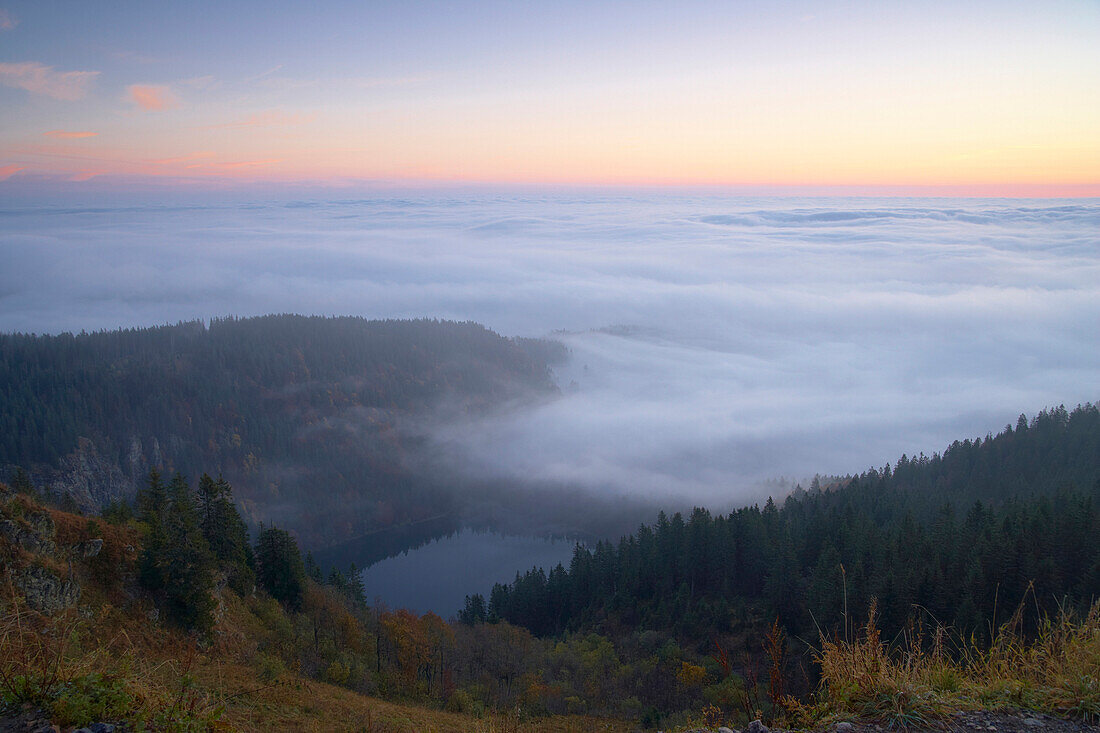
358;529;579;617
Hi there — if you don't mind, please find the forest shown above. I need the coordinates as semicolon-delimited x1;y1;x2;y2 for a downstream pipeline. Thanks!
484;404;1100;644
0;315;567;545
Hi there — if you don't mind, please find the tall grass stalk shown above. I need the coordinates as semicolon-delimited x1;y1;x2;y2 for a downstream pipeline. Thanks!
789;595;1100;729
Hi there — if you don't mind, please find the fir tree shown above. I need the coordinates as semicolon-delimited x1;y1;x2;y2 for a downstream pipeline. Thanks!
255;525;307;610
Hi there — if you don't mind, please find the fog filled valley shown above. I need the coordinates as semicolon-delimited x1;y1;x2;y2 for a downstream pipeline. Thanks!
5;195;1099;508
2;195;1100;731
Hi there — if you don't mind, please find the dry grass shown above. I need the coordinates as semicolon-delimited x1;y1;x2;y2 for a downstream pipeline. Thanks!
788;596;1100;729
201;660;629;732
0;593;633;732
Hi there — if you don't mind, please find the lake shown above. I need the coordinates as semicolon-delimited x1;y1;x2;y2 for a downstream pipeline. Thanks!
358;529;580;617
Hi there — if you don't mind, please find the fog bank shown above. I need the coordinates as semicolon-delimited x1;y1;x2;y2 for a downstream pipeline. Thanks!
3;195;1097;505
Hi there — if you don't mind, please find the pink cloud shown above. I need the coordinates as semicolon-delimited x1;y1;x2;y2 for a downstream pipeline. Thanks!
0;61;99;100
214;159;282;168
0;164;24;180
43;130;99;139
0;9;17;30
149;152;215;165
127;84;179;111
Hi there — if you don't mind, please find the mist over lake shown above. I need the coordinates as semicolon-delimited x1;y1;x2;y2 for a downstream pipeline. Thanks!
3;194;1097;507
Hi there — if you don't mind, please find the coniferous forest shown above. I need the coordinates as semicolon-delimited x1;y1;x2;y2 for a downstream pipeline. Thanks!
484;404;1100;642
0;315;566;545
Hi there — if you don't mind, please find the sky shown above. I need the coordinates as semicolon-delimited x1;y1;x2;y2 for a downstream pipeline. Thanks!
3;196;1097;504
1;0;1098;194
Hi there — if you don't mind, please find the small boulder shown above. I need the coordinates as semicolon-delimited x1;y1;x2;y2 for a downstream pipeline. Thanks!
79;538;104;558
747;721;769;733
718;727;738;733
837;723;855;732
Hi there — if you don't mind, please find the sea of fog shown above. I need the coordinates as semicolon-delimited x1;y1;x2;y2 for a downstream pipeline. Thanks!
2;194;1098;507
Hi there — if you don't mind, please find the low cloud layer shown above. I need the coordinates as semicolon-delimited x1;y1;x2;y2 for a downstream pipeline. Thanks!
1;195;1097;506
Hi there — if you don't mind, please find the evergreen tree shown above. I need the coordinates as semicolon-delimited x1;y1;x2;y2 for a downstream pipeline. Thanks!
196;473;254;593
162;473;217;632
136;470;216;633
137;469;169;592
459;593;488;625
255;525;307;610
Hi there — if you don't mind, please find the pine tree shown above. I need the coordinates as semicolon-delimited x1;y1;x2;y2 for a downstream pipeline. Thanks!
162;473;216;633
196;473;254;593
137;469;169;592
255;525;307;610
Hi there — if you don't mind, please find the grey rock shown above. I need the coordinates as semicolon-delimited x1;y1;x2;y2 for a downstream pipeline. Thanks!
15;565;80;614
24;437;137;512
89;724;117;733
0;518;56;555
79;538;104;558
1023;719;1044;728
747;721;769;733
837;723;854;732
718;728;737;733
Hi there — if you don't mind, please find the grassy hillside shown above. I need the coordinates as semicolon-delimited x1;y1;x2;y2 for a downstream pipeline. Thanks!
0;482;628;732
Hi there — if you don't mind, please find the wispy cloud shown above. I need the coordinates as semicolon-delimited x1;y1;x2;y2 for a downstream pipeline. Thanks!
0;61;99;100
127;84;179;111
111;50;162;64
243;64;284;84
43;130;99;139
199;110;316;130
180;75;217;90
0;164;24;180
149;152;215;166
0;9;17;30
213;159;282;169
256;74;429;92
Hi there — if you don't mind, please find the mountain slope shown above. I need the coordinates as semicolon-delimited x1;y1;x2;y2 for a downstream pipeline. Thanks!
0;315;564;545
487;403;1100;641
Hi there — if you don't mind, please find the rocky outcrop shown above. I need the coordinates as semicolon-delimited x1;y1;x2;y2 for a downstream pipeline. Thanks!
43;437;134;511
5;435;163;513
0;512;56;555
0;495;106;616
14;565;80;614
76;538;104;558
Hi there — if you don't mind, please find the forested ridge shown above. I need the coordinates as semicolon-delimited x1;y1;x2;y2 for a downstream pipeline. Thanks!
484;404;1100;643
0;315;564;545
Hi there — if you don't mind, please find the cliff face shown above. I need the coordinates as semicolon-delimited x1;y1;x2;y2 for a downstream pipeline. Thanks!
5;436;160;512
